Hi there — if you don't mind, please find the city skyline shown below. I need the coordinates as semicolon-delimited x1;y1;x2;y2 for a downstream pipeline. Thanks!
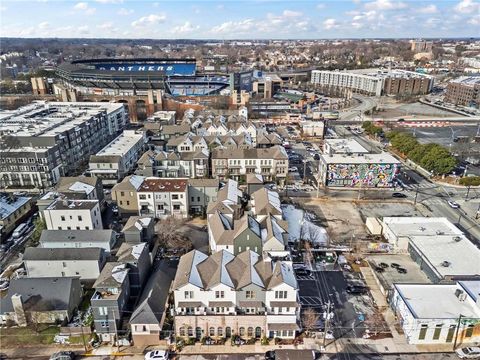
0;0;479;40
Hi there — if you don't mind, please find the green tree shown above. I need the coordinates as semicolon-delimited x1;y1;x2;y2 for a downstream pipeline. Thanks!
30;217;46;247
459;176;480;187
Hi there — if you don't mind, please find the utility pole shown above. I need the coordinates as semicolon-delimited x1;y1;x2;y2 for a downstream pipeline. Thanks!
303;159;307;182
414;186;419;205
453;314;463;350
323;300;332;348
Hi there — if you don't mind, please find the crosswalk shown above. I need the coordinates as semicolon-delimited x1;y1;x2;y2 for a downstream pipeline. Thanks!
296;274;315;281
300;296;324;307
400;182;437;191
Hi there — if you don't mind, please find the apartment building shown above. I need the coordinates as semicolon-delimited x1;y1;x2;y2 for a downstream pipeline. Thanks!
188;179;220;215
43;199;103;230
39;229;117;253
445;76;480;107
311;70;433;96
0;101;127;189
150;150;209;179
136;178;189;219
56;176;105;204
211;146;289;185
89;130;146;185
173;249;299;340
23;247;106;283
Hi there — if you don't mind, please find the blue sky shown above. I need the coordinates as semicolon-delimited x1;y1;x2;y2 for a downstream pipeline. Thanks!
0;0;479;39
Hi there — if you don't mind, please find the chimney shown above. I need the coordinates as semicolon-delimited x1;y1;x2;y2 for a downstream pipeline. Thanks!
11;294;27;327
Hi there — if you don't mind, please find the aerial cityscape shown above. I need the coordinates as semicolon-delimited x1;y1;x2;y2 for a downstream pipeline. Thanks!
0;1;480;360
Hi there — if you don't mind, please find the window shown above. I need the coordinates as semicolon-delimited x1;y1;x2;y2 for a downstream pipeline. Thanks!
98;307;108;316
217;327;223;337
85;226;89;230
66;227;71;230
78;215;82;221
120;191;125;196
209;327;215;336
246;290;255;299
173;204;180;210
465;325;474;338
185;291;194;299
418;325;428;340
275;291;287;299
179;327;186;337
433;324;442;340
187;327;194;337
139;194;146;200
61;216;65;221
172;194;179;200
191;196;194;202
247;327;254;337
239;327;245;336
215;291;225;299
100;321;108;328
76;226;80;230
126;201;130;206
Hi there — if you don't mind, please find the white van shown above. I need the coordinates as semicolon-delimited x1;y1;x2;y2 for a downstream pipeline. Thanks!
12;223;28;240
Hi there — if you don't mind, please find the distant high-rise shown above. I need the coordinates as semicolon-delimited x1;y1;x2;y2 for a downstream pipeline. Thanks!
410;40;433;53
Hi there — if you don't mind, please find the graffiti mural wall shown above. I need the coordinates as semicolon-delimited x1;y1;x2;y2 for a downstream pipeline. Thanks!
326;162;399;187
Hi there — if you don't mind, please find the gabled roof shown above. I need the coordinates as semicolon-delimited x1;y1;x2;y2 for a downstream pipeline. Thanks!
0;277;80;314
117;242;147;262
93;262;129;289
23;247;103;261
226;250;264;289
197;250;235;289
113;175;145;191
123;216;153;232
209;210;235;246
130;291;163;324
173;250;208;289
268;261;297;290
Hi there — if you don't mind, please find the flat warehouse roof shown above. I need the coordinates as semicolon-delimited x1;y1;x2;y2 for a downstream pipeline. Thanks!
409;235;480;278
394;283;480;319
95;130;144;157
383;217;463;237
321;152;400;164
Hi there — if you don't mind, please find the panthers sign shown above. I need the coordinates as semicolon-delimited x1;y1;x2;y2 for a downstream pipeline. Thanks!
94;63;196;76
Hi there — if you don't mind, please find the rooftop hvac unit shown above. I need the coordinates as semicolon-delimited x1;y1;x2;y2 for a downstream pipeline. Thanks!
455;289;464;298
454;236;462;242
441;261;451;267
459;293;468;302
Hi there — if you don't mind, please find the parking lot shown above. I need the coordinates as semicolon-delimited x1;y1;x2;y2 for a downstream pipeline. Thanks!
366;254;430;293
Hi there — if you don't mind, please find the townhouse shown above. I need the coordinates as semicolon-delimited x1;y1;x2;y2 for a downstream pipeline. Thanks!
173;249;300;340
136;178;189;219
43;199;103;230
111;175;145;217
211;146;289;185
39;229;117;253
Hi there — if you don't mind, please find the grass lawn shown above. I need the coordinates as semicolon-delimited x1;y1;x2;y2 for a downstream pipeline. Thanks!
0;325;60;347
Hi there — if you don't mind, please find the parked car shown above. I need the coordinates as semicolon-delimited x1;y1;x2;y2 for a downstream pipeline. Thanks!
144;350;169;360
374;266;385;273
390;263;400;268
448;200;460;209
324;330;335;340
392;192;407;198
265;350;276;360
50;352;75;360
295;268;311;276
0;278;10;291
397;267;408;274
455;347;480;358
12;223;29;241
288;167;298;172
379;262;389;269
346;285;368;294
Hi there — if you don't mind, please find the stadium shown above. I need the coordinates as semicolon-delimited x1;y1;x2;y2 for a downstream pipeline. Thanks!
56;58;230;96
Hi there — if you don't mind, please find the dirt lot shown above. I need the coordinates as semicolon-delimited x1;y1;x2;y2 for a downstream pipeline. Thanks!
297;198;368;245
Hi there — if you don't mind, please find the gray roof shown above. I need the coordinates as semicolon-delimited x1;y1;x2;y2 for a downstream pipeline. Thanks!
93;262;129;289
188;178;220;188
39;230;115;243
0;277;80;314
23;247;103;261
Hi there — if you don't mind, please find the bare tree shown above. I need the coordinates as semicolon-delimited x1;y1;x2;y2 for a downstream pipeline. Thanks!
364;309;388;337
302;308;320;333
155;217;191;249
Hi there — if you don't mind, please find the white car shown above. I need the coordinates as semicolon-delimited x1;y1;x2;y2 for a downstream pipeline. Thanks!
448;200;460;209
455;347;480;359
288;167;298;172
144;350;169;360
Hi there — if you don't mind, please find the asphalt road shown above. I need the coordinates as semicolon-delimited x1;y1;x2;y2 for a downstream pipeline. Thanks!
339;96;378;121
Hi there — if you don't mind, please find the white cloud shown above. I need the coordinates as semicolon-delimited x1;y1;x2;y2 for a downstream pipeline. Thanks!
38;21;50;29
95;0;123;3
78;25;90;35
131;13;166;27
171;21;200;34
0;5;7;11
73;2;96;14
418;4;438;14
468;14;480;25
317;3;326;10
210;19;255;34
97;22;113;30
323;18;339;30
118;7;133;15
364;0;407;11
73;2;88;10
454;0;480;13
217;4;224;10
282;10;302;17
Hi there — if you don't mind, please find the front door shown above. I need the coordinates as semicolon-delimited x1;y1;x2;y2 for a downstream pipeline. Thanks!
225;327;232;338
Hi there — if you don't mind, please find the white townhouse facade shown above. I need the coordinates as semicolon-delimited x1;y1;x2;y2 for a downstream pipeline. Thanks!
43;199;103;230
136;178;189;219
173;250;300;340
